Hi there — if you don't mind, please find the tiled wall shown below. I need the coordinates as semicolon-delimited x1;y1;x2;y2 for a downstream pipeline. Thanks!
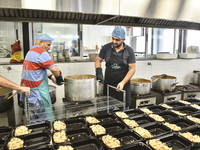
1;58;200;125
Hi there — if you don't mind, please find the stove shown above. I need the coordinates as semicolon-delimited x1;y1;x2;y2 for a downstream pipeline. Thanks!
151;90;182;104
130;92;156;108
176;84;200;99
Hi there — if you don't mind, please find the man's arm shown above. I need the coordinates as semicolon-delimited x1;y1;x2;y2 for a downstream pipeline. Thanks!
49;66;64;85
0;76;30;95
95;56;103;68
49;66;60;77
117;63;136;90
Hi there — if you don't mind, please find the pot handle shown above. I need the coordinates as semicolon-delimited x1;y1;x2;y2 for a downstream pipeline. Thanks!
152;78;160;83
171;82;179;87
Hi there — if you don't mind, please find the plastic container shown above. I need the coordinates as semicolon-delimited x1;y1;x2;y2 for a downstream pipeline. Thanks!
147;133;191;150
156;53;178;59
146;105;167;114
157;110;179;121
179;53;197;59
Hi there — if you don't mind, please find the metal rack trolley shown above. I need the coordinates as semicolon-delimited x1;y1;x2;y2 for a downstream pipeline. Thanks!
24;85;126;125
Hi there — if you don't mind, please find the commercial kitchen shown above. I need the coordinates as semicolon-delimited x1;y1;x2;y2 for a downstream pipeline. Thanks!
1;0;200;149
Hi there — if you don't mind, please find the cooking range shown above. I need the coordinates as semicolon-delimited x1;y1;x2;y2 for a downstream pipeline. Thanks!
130;92;156;108
176;84;200;99
151;90;182;104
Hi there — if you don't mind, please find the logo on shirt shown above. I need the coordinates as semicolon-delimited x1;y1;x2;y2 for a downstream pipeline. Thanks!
111;63;121;70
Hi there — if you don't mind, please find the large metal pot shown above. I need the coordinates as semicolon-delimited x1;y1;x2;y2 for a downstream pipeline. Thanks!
151;75;178;92
131;78;151;95
193;70;200;85
0;87;13;113
64;74;96;101
49;85;56;104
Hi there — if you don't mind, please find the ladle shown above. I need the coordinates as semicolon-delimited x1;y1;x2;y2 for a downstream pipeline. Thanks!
152;74;167;83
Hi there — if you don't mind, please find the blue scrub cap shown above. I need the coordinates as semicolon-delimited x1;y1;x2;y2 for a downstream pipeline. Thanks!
112;27;126;39
71;39;78;45
36;34;54;41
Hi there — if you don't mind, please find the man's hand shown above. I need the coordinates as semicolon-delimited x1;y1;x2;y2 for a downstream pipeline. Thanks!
116;82;125;92
20;86;30;96
49;74;57;84
55;71;64;85
96;68;103;82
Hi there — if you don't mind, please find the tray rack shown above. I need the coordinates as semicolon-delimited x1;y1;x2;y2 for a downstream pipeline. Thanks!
24;85;125;125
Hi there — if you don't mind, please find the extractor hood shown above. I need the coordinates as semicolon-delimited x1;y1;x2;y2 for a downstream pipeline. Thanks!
0;0;200;30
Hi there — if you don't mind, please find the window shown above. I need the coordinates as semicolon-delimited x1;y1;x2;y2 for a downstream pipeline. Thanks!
152;28;176;54
0;22;21;61
34;23;79;61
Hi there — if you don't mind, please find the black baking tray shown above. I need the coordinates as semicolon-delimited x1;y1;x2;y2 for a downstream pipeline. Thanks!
146;105;167;113
166;117;196;131
129;114;155;126
172;106;199;116
147;133;191;150
55;137;104;150
23;130;51;147
179;125;200;148
24;144;55;150
14;121;52;137
53;127;92;144
93;113;118;123
141;123;171;139
123;109;144;118
185;99;200;104
115;142;152;150
100;120;127;135
0;126;12;139
112;129;143;145
157;110;179;121
0;138;7;150
186;113;200;124
53;117;86;131
164;100;186;108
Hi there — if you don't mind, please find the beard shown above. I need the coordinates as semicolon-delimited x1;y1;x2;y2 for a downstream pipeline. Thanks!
113;41;123;48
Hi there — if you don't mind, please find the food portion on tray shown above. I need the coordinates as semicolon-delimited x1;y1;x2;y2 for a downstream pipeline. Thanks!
7;137;24;150
58;145;74;150
86;116;100;124
180;132;200;143
190;104;200;109
115;111;129;118
148;139;172;150
53;121;67;130
179;100;191;105
171;110;186;116
163;122;181;131
149;114;165;122
161;104;173;109
15;125;32;136
89;124;106;135
53;130;68;143
102;134;121;148
140;108;153;114
187;115;200;124
123;119;139;128
133;127;153;138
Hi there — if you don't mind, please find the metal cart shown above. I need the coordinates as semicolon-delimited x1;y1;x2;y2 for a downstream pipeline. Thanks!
24;85;126;125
